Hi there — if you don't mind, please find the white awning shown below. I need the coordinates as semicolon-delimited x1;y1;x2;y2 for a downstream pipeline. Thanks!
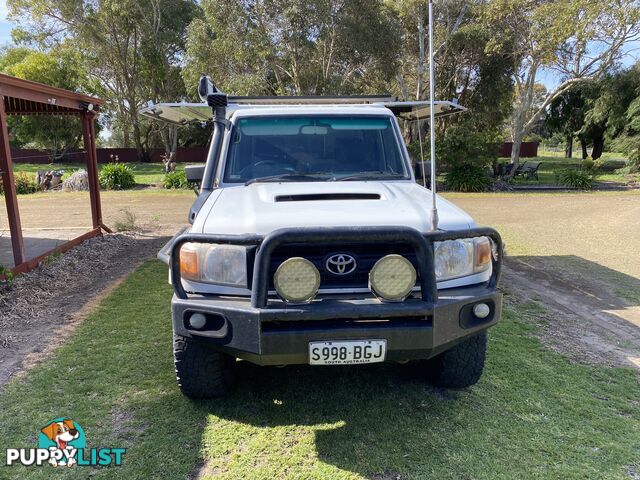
139;98;466;125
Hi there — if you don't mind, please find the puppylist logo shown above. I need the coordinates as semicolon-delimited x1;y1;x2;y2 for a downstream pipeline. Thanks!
6;418;125;468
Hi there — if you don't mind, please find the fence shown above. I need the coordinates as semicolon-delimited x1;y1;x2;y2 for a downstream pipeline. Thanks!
499;142;539;158
10;147;209;164
12;143;537;164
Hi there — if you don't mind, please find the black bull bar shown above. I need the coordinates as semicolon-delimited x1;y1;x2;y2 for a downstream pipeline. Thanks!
169;226;503;307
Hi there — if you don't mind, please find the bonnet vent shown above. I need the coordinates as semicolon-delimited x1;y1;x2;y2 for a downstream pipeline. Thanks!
275;193;381;202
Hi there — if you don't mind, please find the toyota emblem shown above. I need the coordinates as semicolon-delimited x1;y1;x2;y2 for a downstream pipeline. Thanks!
325;254;357;275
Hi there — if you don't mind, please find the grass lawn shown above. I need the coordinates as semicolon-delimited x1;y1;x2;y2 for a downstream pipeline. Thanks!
13;162;189;186
0;260;638;479
536;149;628;162
503;153;633;186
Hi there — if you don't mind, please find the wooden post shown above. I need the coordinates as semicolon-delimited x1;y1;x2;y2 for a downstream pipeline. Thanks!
0;95;25;266
82;111;102;230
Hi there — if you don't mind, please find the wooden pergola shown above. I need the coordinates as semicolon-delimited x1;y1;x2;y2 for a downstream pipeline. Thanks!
0;73;110;275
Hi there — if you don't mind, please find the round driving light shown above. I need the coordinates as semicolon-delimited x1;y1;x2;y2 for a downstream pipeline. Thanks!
189;313;207;330
473;303;491;319
369;254;417;302
274;257;320;303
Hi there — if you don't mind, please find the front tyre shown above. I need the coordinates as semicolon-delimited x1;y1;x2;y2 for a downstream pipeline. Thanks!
427;331;488;389
173;334;236;398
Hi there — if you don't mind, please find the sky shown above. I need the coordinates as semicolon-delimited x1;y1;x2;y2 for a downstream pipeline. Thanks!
0;1;12;48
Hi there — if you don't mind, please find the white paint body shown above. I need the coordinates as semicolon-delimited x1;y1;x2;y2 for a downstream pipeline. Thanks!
185;104;490;294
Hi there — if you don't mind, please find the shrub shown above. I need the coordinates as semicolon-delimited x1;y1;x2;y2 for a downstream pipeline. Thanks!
0;172;38;195
445;163;491;192
593;158;626;173
0;263;13;283
113;208;139;232
99;163;136;190
162;170;192;189
582;158;595;172
15;172;38;194
628;151;640;173
408;125;501;175
557;169;593;190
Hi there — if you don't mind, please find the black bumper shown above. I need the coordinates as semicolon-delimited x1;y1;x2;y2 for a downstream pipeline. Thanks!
166;226;503;365
172;287;502;365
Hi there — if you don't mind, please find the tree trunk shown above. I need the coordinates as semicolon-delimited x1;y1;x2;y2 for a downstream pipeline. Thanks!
565;135;573;158
509;132;524;175
161;125;178;157
132;122;150;162
581;139;588;159
592;135;605;160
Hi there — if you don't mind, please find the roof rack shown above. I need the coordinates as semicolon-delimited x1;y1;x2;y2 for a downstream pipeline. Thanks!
140;97;465;125
227;94;395;105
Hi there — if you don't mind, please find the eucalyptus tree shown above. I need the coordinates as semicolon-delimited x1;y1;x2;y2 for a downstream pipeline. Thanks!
8;0;199;160
391;0;514;168
485;0;640;172
585;65;640;170
183;0;401;96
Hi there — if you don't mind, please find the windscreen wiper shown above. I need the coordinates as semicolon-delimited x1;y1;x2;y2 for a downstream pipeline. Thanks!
245;173;332;185
333;171;407;181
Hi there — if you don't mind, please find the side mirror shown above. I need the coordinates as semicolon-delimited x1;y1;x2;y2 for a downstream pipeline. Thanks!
185;165;205;183
413;161;431;179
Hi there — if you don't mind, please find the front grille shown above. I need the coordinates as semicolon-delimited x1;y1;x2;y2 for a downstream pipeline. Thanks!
263;242;419;290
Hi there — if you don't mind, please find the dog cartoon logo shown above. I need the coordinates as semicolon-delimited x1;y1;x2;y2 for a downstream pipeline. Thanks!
38;418;86;467
6;417;125;467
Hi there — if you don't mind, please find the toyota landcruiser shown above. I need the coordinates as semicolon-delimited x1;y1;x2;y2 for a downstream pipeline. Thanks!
142;77;503;398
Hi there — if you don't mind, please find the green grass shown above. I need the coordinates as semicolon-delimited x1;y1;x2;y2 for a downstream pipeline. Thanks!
12;162;189;186
503;154;632;186
536;149;628;162
0;261;639;479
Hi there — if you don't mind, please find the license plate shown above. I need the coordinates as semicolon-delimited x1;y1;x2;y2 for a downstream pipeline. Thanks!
308;340;386;365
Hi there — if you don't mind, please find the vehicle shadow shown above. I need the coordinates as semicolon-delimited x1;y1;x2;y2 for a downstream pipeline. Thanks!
199;360;466;478
192;254;640;477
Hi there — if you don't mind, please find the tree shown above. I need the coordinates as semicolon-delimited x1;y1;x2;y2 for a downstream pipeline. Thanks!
584;65;640;171
8;0;199;160
183;0;401;95
393;0;514;170
0;45;98;155
485;0;640;173
544;87;592;159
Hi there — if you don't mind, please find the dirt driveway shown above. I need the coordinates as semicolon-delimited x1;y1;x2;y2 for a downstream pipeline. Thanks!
446;191;640;369
446;191;640;280
2;190;194;230
1;190;193;386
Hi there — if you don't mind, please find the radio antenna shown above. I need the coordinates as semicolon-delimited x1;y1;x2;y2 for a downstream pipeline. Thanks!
428;0;438;231
417;108;427;189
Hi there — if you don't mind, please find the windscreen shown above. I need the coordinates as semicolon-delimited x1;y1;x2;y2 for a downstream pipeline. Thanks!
223;115;409;183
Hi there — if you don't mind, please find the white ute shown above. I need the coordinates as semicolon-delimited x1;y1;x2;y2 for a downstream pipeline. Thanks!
142;77;503;399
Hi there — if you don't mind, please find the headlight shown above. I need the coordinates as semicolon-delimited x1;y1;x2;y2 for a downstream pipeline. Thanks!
274;257;320;303
179;243;248;287
434;237;491;281
369;254;417;302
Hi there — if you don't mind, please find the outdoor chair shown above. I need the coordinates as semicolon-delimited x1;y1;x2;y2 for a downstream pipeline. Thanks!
518;161;541;180
499;161;523;179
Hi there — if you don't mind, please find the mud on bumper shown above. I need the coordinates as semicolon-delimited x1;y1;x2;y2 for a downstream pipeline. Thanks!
167;226;503;365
